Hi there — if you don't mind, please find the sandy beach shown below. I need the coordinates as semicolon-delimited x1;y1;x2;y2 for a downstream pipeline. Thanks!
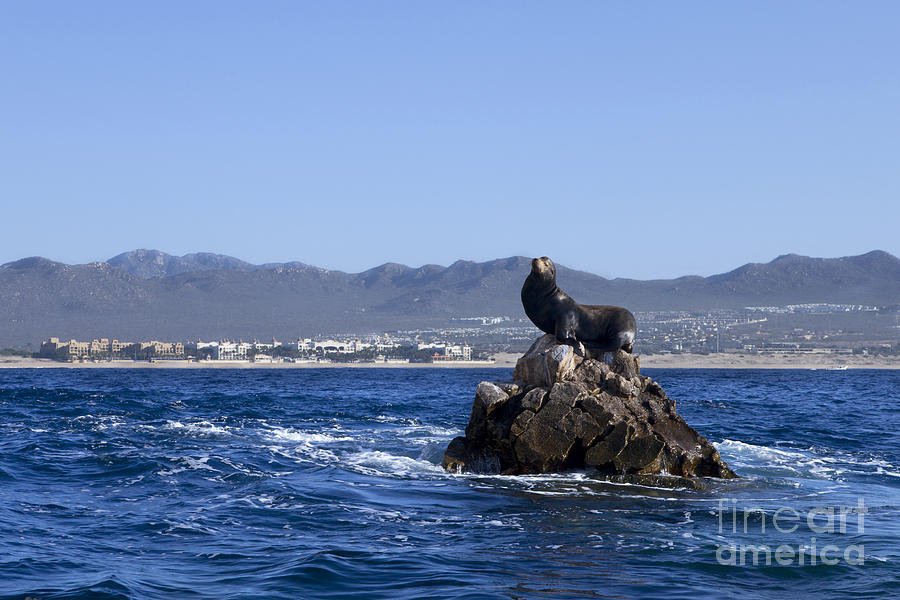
1;353;897;370
641;352;899;369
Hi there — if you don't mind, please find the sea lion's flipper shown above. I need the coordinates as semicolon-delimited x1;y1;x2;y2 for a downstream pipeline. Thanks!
555;317;585;357
554;315;573;343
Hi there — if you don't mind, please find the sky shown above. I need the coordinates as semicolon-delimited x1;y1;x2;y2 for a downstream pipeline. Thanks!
1;2;898;280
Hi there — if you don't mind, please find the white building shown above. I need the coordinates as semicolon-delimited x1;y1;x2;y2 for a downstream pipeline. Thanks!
419;342;472;361
346;339;372;352
282;338;316;352
314;339;349;353
374;336;399;351
215;341;252;360
417;342;446;352
446;344;473;361
252;339;278;352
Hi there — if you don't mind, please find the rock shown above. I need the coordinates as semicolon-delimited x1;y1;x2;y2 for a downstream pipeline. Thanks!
584;420;632;467
509;410;535;440
497;382;522;397
443;336;737;480
474;382;509;417
513;334;582;387
597;473;707;490
464;382;512;444
519;387;548;412
612;350;641;379
572;359;610;384
606;374;636;397
442;436;502;473
512;400;577;471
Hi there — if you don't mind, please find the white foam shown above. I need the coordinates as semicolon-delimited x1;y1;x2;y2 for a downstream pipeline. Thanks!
399;424;460;436
347;505;408;522
164;420;231;436
267;443;341;466
373;415;407;423
402;425;462;442
217;456;269;477
715;439;899;480
73;414;125;431
717;439;814;461
157;455;220;476
344;450;445;478
715;439;836;477
264;426;353;444
162;519;218;535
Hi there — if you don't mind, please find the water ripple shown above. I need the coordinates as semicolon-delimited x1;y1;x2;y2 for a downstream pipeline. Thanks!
0;367;897;599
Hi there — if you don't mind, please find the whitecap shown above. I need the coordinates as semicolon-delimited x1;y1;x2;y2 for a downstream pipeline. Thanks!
715;439;837;477
157;455;220;477
875;467;900;478
263;426;352;444
346;505;409;522
267;443;341;466
164;420;232;436
343;449;445;478
716;439;900;481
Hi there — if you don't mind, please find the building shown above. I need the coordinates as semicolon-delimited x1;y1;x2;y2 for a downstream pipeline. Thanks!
314;339;348;353
39;338;109;361
214;341;252;360
449;344;473;361
39;337;183;361
134;341;185;360
281;338;316;352
40;337;68;359
110;339;133;359
374;336;400;352
420;342;473;361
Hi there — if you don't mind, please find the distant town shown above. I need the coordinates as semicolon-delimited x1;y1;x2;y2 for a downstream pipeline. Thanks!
29;303;899;364
38;335;479;364
408;304;897;359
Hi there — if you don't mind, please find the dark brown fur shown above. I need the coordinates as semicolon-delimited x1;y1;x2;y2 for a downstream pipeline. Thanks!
521;257;636;353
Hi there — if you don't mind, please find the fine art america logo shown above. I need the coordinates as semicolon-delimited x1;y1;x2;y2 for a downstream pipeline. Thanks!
715;497;867;566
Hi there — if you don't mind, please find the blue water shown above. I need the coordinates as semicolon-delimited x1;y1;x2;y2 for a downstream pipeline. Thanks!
0;368;898;600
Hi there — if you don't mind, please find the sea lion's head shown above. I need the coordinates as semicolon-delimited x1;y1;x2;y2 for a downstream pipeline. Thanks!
530;256;556;282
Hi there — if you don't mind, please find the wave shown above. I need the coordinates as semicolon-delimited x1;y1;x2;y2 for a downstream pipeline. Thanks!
71;413;127;431
715;439;900;481
343;450;446;478
157;455;221;477
163;420;233;437
395;424;461;442
16;576;135;600
263;426;353;444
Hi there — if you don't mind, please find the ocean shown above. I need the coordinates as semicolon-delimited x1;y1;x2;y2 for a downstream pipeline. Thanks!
0;368;897;600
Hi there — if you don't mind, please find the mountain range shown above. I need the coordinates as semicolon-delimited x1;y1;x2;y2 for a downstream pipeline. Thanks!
1;249;898;348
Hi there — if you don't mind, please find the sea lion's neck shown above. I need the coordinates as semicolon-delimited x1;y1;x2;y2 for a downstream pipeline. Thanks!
525;274;558;298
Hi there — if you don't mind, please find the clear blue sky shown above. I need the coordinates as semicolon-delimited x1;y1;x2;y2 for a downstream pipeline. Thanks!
1;1;897;279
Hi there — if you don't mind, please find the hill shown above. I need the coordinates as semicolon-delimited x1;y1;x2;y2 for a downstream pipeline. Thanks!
0;250;897;348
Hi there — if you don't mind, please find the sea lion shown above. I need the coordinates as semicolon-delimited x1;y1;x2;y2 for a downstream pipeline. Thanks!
521;256;636;354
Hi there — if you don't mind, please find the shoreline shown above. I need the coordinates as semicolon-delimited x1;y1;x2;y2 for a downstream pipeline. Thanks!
640;352;899;370
0;353;897;370
0;357;512;369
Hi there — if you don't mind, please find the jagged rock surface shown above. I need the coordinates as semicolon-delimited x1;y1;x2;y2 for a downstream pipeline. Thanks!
443;334;737;479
